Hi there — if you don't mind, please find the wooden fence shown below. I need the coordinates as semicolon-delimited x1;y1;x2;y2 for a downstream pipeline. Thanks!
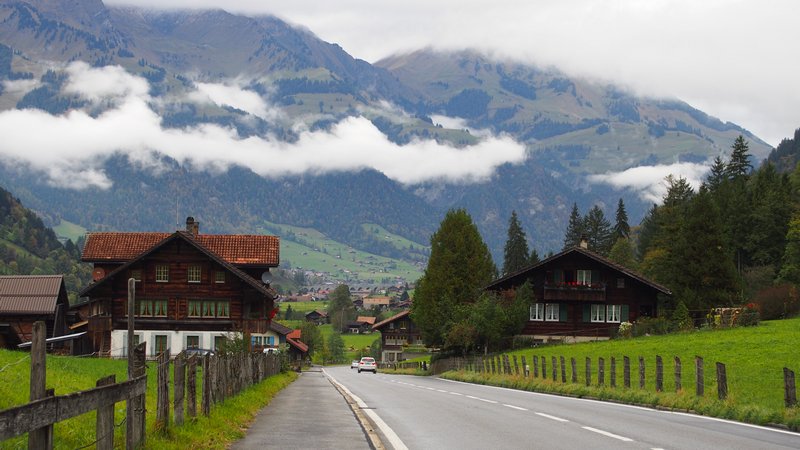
0;321;285;449
432;353;799;408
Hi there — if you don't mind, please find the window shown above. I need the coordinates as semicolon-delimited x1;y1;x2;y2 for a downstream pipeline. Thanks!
137;299;167;317
545;303;560;322
186;335;200;349
251;336;263;347
577;269;592;285
214;271;225;284
214;336;226;351
188;264;201;283
130;269;141;282
188;301;202;318
155;264;169;282
617;278;625;288
155;335;168;354
266;336;274;346
530;303;544;321
607;305;622;323
590;304;606;322
189;299;230;318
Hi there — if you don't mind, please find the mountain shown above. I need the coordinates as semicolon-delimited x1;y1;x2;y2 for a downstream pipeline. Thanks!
765;128;800;174
0;1;775;266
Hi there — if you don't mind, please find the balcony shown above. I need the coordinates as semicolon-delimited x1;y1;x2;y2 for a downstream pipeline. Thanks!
543;282;606;302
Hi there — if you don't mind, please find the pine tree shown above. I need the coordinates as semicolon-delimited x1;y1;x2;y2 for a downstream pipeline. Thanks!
529;248;540;265
705;156;726;191
613;198;630;240
502;211;530;276
744;163;793;266
583;205;614;255
608;237;638;269
724;135;753;180
411;209;496;347
328;284;355;332
563;203;584;250
778;212;800;285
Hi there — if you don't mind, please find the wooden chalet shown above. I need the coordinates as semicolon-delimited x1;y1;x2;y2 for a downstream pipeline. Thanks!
0;275;69;349
304;309;328;325
75;217;279;358
486;242;671;342
372;310;422;362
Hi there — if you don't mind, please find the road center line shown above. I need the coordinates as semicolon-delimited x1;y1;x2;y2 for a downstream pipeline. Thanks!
503;404;528;411
582;426;634;442
535;412;569;422
449;392;463;396
436;389;448;393
465;395;498;404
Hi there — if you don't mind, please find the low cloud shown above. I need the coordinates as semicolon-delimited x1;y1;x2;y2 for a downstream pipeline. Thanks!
587;162;710;204
190;81;282;121
0;63;527;189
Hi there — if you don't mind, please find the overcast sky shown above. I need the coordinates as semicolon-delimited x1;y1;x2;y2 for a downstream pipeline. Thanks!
106;0;799;148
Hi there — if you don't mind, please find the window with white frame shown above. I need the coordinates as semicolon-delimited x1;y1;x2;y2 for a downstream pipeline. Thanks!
188;264;201;283
607;304;622;323
530;303;544;321
186;335;200;349
155;264;169;282
590;304;606;322
577;269;592;285
214;271;225;284
545;303;560;321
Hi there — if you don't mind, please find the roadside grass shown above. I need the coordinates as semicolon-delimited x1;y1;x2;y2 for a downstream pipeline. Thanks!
0;350;297;448
440;318;800;430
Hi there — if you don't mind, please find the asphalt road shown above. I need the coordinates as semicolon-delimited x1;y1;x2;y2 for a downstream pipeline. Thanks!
325;366;800;450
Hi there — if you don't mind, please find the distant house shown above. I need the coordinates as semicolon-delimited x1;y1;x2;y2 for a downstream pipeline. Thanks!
486;242;671;343
347;316;376;334
285;329;309;362
75;217;280;358
372;310;422;362
305;309;328;325
0;275;70;350
362;296;390;310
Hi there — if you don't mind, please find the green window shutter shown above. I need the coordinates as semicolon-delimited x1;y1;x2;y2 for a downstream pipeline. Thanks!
592;270;600;284
582;304;590;322
559;303;568;322
621;304;629;322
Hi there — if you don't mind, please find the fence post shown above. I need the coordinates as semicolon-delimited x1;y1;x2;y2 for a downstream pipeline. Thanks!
784;368;797;407
656;356;663;392
610;357;616;388
585;357;591;386
96;375;116;450
202;355;211;416
29;321;52;450
521;356;528;377
571;357;577;383
533;355;539;378
560;356;567;383
638;356;645;389
491;357;496;374
174;352;186;425
157;350;171;430
696;356;704;397
187;355;197;418
623;356;630;388
598;357;605;387
716;362;727;400
541;356;547;380
674;357;682;392
551;356;557;381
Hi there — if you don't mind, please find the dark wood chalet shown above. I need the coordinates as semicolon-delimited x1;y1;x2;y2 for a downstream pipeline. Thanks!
75;217;279;358
0;275;69;349
372;310;423;362
486;243;671;342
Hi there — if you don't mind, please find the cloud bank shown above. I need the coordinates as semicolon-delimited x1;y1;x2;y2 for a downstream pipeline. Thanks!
588;162;710;204
0;62;527;190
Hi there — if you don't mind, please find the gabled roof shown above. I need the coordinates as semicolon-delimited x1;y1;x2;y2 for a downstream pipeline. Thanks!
0;275;67;315
363;297;390;306
305;309;327;317
78;231;274;299
270;321;293;336
82;232;279;266
356;316;376;325
486;246;672;295
287;337;308;353
372;309;410;331
287;329;302;340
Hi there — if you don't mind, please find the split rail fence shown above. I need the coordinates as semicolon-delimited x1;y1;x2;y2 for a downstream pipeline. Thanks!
432;353;799;408
0;321;283;449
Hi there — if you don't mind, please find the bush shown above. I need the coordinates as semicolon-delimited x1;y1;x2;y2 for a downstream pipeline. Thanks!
631;316;673;337
753;284;800;320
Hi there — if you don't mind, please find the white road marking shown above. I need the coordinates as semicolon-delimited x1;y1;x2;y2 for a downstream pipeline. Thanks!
466;395;498;404
436;389;448;393
582;426;634;442
535;412;569;423
449;392;463;396
503;404;528;411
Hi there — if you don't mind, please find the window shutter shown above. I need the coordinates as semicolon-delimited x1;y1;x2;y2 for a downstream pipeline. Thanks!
621;305;629;322
582;304;590;322
592;270;600;284
559;303;568;322
554;269;563;283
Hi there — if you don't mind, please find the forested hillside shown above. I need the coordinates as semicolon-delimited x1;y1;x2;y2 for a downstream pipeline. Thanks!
0;185;92;301
766;127;800;173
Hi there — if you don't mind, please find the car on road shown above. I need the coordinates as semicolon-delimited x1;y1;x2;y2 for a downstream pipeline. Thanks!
357;356;377;373
351;360;360;369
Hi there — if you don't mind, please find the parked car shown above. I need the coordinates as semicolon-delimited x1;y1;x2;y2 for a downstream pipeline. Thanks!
351;360;360;369
357;356;377;374
185;348;215;357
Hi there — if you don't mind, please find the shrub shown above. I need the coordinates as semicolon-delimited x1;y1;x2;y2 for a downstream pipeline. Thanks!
632;316;672;337
617;321;633;339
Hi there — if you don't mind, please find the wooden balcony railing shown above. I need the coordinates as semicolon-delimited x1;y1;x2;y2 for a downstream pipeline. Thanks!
543;284;606;302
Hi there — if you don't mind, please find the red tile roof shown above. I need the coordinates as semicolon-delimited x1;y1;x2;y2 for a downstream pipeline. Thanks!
287;337;308;353
82;231;279;266
0;275;66;314
356;316;376;325
287;329;302;340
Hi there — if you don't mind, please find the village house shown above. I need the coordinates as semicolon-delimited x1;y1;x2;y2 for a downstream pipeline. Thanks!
347;316;376;334
372;310;423;362
0;275;70;350
74;217;280;358
304;309;328;325
486;241;671;343
362;296;391;311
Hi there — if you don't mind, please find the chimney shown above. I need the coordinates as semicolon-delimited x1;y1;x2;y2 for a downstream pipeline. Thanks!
579;234;588;249
185;216;199;236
